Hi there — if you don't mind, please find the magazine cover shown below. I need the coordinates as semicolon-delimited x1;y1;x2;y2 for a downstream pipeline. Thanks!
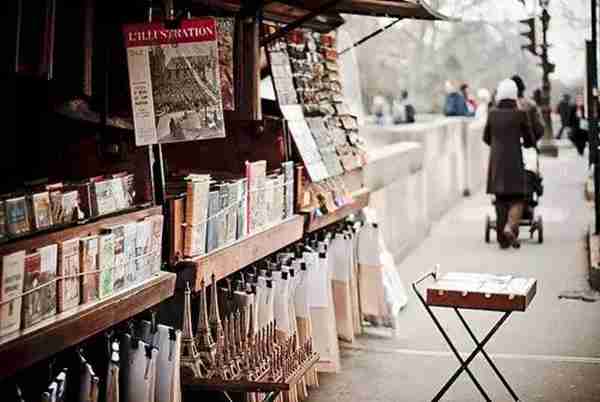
38;244;58;322
123;222;138;287
105;225;126;293
245;161;267;234
148;215;164;276
1;251;25;337
123;18;225;146
93;179;117;216
135;219;152;282
22;252;42;329
57;238;81;313
98;233;115;299
80;236;99;304
5;196;30;235
31;192;53;230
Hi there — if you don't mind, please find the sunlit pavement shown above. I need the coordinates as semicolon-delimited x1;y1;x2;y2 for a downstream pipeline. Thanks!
310;146;600;401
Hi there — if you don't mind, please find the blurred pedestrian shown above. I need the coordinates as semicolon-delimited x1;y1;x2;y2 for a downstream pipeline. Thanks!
461;83;477;115
444;81;473;117
483;79;541;249
372;95;387;126
475;88;491;119
568;93;587;155
556;94;572;139
511;75;545;141
392;90;415;124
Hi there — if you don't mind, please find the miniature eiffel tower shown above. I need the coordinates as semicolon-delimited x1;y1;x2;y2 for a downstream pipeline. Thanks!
195;277;217;367
208;274;225;353
180;282;206;378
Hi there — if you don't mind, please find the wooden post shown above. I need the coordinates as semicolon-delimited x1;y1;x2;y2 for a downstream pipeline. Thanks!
234;1;262;122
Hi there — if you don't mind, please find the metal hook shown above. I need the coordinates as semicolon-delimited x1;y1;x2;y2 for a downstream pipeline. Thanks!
150;310;158;334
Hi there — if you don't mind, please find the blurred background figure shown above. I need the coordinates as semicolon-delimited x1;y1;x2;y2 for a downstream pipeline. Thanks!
556;94;572;140
568;93;587;155
461;83;478;115
475;88;491;119
372;95;387;125
444;80;473;117
392;90;416;124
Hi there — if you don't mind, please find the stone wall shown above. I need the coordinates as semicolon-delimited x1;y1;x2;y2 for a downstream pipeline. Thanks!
362;117;488;262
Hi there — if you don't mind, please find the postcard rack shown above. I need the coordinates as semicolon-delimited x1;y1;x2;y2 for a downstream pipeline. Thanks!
0;205;160;255
0;206;177;380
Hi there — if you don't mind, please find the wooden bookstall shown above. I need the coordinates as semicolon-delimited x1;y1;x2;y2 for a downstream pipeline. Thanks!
3;0;449;398
2;0;176;388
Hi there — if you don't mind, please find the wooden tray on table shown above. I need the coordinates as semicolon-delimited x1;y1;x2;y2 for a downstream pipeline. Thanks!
426;272;537;312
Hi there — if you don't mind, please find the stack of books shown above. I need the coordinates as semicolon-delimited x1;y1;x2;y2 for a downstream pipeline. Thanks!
0;172;137;240
168;160;295;258
0;213;163;338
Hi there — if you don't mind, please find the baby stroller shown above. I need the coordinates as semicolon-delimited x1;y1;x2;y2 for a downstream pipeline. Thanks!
485;152;544;244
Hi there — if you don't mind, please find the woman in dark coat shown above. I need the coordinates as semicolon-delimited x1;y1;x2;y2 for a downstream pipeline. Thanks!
484;79;540;249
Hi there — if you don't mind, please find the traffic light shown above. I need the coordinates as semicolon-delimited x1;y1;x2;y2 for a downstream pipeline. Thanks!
539;60;556;75
519;18;537;55
541;9;551;30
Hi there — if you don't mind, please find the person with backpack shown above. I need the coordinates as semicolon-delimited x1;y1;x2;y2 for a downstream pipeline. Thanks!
392;90;416;124
443;80;474;117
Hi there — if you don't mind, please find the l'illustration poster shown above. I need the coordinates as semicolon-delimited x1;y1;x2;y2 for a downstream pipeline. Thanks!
124;18;225;146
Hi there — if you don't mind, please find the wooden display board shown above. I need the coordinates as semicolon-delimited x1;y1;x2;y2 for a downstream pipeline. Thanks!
0;271;175;379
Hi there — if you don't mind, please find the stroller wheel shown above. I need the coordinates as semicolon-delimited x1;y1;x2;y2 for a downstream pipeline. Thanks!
537;216;544;244
485;215;491;243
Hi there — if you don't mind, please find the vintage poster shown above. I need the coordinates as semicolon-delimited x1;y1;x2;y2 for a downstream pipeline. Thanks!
217;17;235;111
124;18;225;146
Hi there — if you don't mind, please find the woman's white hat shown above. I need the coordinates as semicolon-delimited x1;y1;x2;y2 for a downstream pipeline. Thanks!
496;79;518;101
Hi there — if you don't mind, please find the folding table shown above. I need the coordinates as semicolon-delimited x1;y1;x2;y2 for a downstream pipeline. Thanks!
412;270;537;402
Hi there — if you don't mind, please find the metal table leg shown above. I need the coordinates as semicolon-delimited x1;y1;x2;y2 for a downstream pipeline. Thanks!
454;308;519;401
412;275;491;401
432;311;511;402
412;272;519;402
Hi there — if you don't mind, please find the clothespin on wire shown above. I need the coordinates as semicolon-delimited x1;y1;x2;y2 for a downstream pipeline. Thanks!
338;17;403;56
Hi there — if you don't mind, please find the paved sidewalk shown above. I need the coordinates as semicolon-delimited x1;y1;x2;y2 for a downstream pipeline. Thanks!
310;148;600;401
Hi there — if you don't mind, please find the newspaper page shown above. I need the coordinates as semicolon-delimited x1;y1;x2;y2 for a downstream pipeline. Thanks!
123;18;225;146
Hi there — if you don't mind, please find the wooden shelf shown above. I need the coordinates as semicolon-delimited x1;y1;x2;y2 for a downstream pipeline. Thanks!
183;352;319;393
180;215;305;292
0;271;176;379
0;205;160;256
304;189;370;233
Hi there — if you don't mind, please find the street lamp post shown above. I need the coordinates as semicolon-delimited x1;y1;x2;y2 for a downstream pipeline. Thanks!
538;0;559;157
589;0;600;234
